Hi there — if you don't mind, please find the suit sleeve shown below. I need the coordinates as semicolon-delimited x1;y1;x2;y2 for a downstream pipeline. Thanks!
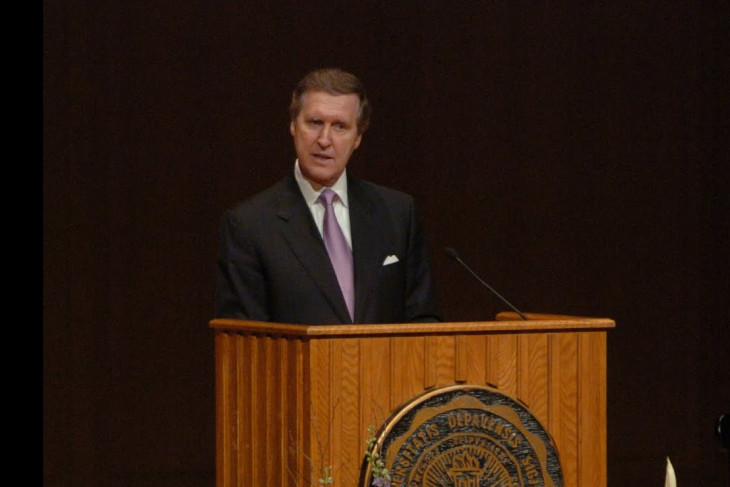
214;208;271;320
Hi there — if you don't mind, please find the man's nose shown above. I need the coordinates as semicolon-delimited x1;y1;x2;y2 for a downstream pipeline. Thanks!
317;124;332;146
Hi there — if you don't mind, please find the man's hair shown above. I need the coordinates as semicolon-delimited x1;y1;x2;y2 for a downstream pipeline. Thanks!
289;68;371;134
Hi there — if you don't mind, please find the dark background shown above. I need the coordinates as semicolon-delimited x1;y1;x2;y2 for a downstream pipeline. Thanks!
43;2;729;486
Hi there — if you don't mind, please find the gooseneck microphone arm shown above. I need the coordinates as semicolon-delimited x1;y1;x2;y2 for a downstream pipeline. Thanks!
444;247;528;320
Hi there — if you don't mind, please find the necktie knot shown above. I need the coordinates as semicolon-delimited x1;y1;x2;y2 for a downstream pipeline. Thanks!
319;188;338;207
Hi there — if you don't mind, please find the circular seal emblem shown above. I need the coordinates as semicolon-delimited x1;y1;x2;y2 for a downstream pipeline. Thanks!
359;384;562;487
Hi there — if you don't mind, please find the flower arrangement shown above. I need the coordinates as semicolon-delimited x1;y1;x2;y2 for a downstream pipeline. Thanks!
364;424;391;487
317;465;333;485
314;424;390;487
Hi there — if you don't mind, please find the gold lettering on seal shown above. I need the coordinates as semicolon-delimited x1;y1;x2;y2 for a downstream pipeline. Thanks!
522;455;543;484
447;411;522;449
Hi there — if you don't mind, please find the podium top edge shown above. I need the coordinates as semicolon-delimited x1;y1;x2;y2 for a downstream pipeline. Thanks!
208;317;616;337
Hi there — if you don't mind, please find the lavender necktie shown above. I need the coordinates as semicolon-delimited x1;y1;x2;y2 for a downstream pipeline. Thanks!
318;189;354;320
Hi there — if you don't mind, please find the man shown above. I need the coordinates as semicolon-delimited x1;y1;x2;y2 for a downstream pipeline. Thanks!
215;68;441;324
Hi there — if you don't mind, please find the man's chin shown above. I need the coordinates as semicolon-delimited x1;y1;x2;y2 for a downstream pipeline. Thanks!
301;165;342;188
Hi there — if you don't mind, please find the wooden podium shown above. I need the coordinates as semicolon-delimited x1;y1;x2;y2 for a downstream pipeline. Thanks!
209;313;614;486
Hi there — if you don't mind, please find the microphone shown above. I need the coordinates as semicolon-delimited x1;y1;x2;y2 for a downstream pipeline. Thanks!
717;413;729;450
444;247;528;320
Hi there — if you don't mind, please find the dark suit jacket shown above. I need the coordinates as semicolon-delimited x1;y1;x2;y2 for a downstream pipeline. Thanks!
215;174;442;324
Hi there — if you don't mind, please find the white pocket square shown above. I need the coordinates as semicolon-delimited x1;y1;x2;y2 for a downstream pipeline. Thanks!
382;255;400;266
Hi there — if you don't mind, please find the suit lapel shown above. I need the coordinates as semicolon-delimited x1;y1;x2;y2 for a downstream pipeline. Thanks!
275;177;353;323
348;178;392;322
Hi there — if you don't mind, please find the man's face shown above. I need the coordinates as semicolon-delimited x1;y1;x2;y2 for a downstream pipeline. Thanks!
290;91;362;189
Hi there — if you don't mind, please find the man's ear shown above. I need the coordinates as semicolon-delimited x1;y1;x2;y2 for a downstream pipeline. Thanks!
289;121;296;137
353;133;362;150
